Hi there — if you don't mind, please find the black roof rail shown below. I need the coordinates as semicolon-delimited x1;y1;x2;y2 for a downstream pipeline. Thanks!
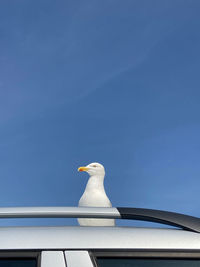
117;207;200;233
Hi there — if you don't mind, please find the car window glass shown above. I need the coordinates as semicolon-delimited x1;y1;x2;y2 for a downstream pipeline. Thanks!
0;258;37;267
97;258;200;267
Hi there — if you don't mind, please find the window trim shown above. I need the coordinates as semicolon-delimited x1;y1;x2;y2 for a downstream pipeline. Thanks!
64;251;94;267
92;249;200;259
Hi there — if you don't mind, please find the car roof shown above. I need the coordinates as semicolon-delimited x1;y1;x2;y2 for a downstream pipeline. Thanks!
0;206;200;251
0;226;200;250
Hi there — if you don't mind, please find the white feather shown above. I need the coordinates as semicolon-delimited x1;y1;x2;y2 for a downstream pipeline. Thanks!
78;163;115;226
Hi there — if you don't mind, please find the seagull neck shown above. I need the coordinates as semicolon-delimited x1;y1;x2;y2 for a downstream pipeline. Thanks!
86;175;105;191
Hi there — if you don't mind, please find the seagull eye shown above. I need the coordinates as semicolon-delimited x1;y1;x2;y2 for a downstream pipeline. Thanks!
92;165;97;167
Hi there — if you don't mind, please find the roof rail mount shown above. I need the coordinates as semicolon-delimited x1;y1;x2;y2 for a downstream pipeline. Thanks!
0;206;199;233
117;207;200;233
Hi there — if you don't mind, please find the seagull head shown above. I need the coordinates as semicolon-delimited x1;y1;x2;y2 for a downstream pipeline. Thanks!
78;162;105;177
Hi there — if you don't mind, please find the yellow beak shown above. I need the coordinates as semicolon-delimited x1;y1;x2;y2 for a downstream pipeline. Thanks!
78;166;89;172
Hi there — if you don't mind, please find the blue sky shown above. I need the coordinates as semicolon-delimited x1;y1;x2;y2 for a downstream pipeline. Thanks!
0;0;200;226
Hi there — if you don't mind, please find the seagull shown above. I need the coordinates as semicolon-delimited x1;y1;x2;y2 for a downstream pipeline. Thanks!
77;162;115;226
